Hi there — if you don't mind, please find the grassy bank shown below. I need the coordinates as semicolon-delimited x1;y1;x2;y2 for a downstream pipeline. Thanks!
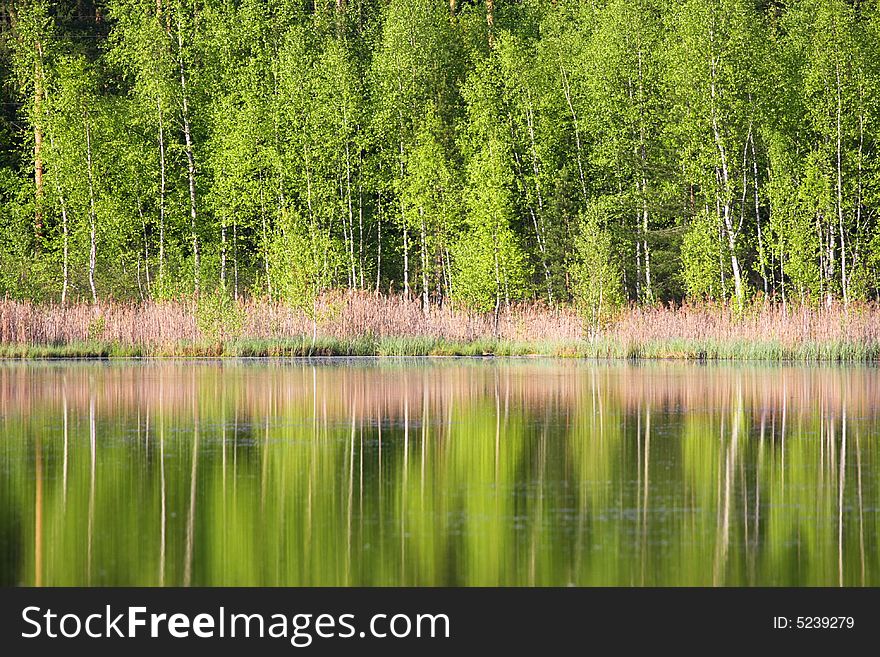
1;294;879;361
1;335;879;362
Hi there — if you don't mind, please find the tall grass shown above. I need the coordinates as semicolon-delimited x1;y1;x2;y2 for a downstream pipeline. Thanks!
1;293;879;360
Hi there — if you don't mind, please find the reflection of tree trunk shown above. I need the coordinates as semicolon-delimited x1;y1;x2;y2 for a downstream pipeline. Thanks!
641;403;651;585
306;373;315;567
400;388;409;584
184;413;199;587
346;402;355;584
837;408;846;587
62;391;69;506
377;386;383;499
714;390;740;586
88;394;96;583
159;404;166;586
420;384;427;498
855;431;865;586
34;434;43;587
754;409;765;581
261;413;269;512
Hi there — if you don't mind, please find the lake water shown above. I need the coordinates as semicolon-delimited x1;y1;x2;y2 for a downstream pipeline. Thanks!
0;359;877;586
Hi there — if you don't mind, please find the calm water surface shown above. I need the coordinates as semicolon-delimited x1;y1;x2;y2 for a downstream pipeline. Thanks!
1;359;878;586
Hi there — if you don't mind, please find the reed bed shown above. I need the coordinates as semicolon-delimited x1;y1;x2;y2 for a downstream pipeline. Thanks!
1;293;879;360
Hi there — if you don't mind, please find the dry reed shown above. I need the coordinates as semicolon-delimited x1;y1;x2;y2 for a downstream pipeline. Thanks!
1;293;879;360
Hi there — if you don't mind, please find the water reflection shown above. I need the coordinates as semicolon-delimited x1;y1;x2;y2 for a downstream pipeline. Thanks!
0;360;878;586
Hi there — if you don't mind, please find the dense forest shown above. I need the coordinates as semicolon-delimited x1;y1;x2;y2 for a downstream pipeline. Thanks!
1;0;879;319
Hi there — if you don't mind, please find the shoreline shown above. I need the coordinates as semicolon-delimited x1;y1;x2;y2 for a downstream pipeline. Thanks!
1;335;878;362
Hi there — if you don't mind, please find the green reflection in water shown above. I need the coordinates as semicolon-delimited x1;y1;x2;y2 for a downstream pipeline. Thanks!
1;360;878;586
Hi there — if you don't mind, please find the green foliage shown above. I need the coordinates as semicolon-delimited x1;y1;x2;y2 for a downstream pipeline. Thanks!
196;286;245;344
453;127;529;312
452;219;528;314
267;215;341;323
0;0;879;310
87;315;106;342
681;212;726;301
570;204;625;331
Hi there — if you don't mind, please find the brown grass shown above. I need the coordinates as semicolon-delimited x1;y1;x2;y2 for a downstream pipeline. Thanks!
611;301;880;348
0;292;582;346
0;293;879;359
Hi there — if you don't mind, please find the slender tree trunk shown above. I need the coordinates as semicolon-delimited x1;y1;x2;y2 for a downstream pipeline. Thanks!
835;59;848;307
85;115;98;304
259;175;271;296
710;75;744;306
376;193;382;295
641;193;651;302
399;140;410;297
220;219;227;288
177;17;199;295
138;196;151;293
34;49;45;245
402;219;410;297
157;99;167;284
137;255;144;300
493;231;501;336
855;100;865;295
48;131;71;304
749;131;768;296
344;112;357;290
524;98;553;304
636;46;653;303
420;211;429;311
486;0;495;47
559;66;588;203
340;178;352;289
826;217;836;307
443;246;452;298
233;219;239;300
59;184;69;304
358;158;365;288
634;202;642;300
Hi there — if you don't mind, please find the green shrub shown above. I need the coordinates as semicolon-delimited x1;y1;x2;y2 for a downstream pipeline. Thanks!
196;286;244;344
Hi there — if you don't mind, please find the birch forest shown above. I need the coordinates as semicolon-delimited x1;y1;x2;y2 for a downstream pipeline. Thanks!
2;0;880;315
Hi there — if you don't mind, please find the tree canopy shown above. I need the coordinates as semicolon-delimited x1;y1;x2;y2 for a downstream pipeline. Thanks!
1;0;879;312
